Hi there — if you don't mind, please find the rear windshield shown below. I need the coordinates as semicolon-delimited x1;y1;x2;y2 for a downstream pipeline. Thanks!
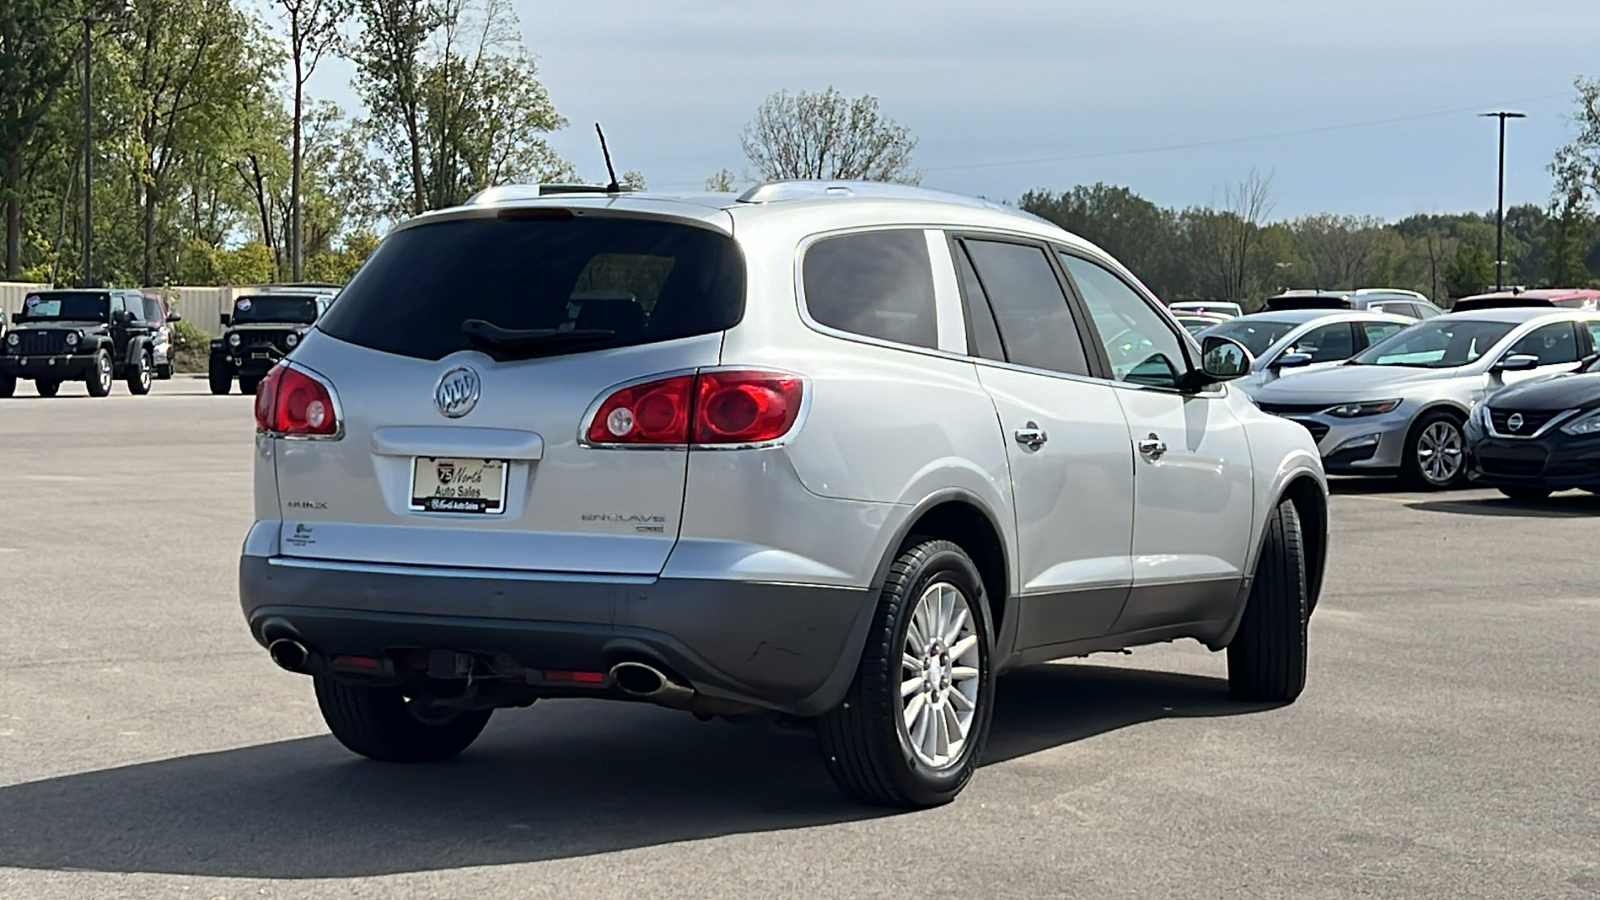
317;215;746;361
233;295;321;325
18;292;109;322
1199;318;1298;357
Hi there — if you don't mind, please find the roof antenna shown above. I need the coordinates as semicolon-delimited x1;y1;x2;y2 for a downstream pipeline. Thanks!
595;123;622;193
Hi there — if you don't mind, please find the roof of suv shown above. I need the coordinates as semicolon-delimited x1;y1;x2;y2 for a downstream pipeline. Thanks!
421;181;1080;248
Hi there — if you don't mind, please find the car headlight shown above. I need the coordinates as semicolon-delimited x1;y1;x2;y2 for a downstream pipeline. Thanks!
5;332;17;347
64;331;79;348
1325;399;1402;418
1560;409;1600;436
285;333;299;348
227;333;241;347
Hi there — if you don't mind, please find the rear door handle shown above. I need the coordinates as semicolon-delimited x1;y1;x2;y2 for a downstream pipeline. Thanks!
1014;423;1048;451
1137;433;1167;460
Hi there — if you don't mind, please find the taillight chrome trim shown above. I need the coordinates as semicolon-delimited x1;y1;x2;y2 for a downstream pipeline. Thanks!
259;360;346;441
578;366;810;451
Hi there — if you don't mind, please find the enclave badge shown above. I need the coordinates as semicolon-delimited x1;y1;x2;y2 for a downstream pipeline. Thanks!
435;367;481;418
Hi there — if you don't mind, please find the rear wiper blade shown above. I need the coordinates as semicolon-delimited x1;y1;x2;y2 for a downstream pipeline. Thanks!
461;318;614;349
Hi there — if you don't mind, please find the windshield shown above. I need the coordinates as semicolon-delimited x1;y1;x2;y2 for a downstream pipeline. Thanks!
1350;319;1514;368
232;295;321;325
317;215;745;361
1199;318;1299;357
18;292;109;322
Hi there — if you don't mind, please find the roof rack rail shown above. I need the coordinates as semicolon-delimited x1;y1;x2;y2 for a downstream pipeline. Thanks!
734;180;1015;212
466;183;640;204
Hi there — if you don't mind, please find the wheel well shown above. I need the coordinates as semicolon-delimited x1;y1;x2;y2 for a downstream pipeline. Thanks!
903;501;1008;634
1280;476;1327;607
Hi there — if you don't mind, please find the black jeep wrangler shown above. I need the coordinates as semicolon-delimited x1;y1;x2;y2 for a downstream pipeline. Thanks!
0;288;156;398
210;287;336;395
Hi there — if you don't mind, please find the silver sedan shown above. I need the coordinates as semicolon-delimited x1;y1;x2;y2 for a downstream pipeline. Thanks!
1249;307;1600;488
1199;309;1415;398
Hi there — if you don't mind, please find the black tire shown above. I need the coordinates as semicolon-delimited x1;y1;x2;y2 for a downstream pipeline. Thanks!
1401;410;1468;490
208;357;231;395
156;362;173;380
126;349;152;395
0;373;14;398
817;539;995;808
1499;486;1552;501
36;378;60;398
238;374;261;395
314;676;493;763
1227;500;1309;702
86;348;112;397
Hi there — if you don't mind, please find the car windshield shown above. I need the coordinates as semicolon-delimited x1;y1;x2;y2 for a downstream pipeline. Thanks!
232;295;321;325
1350;319;1514;368
1199;318;1299;357
18;291;109;322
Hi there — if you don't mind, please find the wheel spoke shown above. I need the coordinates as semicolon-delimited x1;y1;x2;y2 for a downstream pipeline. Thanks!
902;652;923;672
932;701;950;760
904;691;927;730
942;606;969;647
950;665;980;683
942;702;965;746
949;635;979;662
947;687;975;712
902;675;925;698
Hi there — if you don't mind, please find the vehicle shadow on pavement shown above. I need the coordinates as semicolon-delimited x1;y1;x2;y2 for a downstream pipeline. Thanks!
1408;494;1600;518
0;664;1268;878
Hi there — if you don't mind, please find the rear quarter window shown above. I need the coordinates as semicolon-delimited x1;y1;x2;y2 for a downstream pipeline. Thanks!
316;215;746;361
802;230;938;349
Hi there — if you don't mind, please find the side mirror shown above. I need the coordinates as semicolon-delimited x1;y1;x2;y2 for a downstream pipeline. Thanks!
220;313;231;327
1198;335;1251;382
1273;352;1314;371
166;312;182;323
1492;354;1539;373
113;309;133;324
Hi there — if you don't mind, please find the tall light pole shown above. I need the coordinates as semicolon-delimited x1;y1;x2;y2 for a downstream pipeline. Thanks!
1480;111;1526;292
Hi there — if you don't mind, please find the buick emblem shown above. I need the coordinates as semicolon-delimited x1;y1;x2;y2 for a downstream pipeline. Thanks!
1507;412;1524;432
434;367;480;418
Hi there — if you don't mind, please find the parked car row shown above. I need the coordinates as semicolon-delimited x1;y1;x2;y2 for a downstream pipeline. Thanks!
0;284;339;398
1197;296;1600;495
0;288;179;398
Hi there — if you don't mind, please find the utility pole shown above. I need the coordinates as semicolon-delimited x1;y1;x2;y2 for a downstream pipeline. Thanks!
81;16;93;288
1480;111;1526;292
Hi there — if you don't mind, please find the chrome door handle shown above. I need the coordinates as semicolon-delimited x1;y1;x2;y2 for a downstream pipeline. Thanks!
1014;423;1048;451
1137;433;1167;460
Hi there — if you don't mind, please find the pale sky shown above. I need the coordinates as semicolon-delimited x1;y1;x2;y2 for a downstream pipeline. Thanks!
310;0;1600;221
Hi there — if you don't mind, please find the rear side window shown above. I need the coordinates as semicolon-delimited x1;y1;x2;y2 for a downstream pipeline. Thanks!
319;216;746;361
803;230;937;349
962;239;1089;376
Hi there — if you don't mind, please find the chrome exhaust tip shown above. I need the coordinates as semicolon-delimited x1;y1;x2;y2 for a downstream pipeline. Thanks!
267;638;310;672
609;661;695;708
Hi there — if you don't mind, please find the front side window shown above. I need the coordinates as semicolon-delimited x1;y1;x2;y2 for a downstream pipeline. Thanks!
1507;322;1579;366
962;239;1089;376
1352;319;1515;368
803;230;937;349
1060;253;1187;388
1287;322;1355;363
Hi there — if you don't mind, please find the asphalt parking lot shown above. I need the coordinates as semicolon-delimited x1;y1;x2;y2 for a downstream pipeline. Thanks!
2;378;1597;899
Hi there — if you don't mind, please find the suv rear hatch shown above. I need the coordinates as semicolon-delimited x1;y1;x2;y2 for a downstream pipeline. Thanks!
269;206;743;575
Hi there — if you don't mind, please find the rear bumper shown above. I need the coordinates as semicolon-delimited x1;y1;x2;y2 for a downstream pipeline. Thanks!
239;555;876;716
0;354;96;378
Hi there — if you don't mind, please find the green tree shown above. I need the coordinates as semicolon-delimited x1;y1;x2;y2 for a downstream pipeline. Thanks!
276;0;348;280
740;87;919;184
1020;183;1180;297
1444;244;1494;298
0;0;77;277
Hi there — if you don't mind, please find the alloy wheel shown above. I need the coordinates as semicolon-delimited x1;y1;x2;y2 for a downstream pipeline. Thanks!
96;354;111;391
899;580;982;769
1416;420;1464;485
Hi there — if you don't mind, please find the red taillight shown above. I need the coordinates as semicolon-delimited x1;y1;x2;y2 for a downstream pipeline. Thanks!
587;374;695;444
692;370;803;443
255;363;340;437
586;370;803;446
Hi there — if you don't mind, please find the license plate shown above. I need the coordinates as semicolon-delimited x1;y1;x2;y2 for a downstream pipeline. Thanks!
251;351;271;359
409;457;508;514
